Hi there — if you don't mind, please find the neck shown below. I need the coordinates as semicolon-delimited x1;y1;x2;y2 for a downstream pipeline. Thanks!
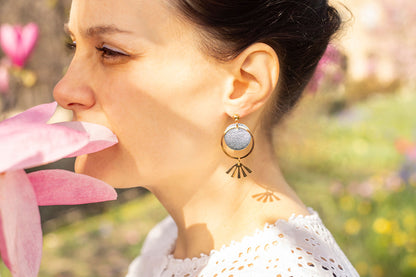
147;135;308;259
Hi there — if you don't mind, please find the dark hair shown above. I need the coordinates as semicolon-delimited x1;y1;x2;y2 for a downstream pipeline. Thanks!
170;0;342;130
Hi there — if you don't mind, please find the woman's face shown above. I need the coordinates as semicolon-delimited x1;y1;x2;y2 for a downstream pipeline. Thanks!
55;0;231;188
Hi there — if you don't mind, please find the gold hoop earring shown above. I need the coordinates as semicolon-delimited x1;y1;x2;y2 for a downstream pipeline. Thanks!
221;115;254;178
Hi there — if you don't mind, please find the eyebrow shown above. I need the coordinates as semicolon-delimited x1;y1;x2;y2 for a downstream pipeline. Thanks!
64;23;132;37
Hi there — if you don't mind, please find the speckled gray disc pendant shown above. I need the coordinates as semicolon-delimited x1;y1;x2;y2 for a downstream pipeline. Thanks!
224;123;251;150
221;116;254;178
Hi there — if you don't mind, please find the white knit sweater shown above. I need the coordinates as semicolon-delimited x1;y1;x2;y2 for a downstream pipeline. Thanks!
126;208;359;277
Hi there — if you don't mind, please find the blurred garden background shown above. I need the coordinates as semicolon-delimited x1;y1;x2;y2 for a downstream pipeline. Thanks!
0;0;415;276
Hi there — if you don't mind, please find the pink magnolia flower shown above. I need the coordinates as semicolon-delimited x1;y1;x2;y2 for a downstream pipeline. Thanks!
0;23;39;68
0;102;118;277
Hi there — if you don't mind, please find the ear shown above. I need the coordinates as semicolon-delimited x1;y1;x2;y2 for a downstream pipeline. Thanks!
223;43;279;118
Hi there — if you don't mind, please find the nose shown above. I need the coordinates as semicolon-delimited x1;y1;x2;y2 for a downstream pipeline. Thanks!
53;58;96;111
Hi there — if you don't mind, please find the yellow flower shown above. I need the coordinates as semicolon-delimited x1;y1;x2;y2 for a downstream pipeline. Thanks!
19;69;37;88
339;195;355;211
373;218;392;235
344;218;361;235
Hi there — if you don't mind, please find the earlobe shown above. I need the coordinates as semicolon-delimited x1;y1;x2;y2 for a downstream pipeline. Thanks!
223;43;279;118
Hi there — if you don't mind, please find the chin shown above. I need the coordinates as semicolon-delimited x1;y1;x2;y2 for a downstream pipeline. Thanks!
74;147;141;189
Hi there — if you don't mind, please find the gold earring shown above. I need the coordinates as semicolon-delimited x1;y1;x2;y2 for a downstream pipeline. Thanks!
221;115;254;178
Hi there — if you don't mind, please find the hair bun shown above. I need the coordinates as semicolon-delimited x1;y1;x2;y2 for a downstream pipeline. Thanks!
324;5;342;39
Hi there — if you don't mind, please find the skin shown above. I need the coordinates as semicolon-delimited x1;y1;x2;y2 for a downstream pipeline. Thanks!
54;0;309;259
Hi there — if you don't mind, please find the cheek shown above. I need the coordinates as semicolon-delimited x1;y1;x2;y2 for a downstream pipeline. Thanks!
85;53;226;185
101;55;224;140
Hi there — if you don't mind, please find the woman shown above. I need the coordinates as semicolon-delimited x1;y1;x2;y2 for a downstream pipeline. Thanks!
55;0;359;276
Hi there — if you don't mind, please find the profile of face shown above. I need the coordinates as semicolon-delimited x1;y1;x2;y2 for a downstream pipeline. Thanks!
54;0;241;188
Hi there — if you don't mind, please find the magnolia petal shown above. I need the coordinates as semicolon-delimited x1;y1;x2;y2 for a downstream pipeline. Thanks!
0;170;42;277
29;169;117;206
54;121;118;157
0;124;88;173
19;23;39;66
0;23;39;68
0;24;19;66
0;102;57;129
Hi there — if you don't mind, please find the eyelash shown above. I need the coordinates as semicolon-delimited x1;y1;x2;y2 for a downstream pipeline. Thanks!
65;40;129;60
95;45;129;59
66;41;76;50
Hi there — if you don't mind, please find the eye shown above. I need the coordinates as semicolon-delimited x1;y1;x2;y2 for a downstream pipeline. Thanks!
65;38;76;51
95;44;129;59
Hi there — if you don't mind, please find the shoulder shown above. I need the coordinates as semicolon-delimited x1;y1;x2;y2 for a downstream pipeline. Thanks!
199;209;359;277
140;216;177;255
126;216;177;277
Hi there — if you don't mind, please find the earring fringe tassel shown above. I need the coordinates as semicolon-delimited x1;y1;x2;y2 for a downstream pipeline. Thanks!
226;160;252;179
